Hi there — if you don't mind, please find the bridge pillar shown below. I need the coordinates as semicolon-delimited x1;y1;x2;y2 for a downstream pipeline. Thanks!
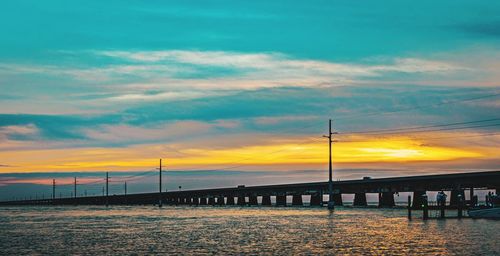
208;197;216;205
276;195;287;206
469;188;475;206
353;193;367;206
217;196;225;206
332;193;343;206
226;196;235;205
199;197;207;205
237;196;246;206
261;195;272;206
292;194;303;206
450;189;465;206
192;197;199;205
412;191;426;209
310;193;322;206
378;192;395;207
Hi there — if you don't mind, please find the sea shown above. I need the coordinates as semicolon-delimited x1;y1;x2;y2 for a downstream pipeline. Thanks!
0;205;498;255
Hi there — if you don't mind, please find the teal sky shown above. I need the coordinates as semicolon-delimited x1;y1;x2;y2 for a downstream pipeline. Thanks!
2;1;500;60
0;0;499;196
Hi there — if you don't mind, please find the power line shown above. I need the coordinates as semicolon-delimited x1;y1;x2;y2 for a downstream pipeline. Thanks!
108;169;157;183
339;132;500;143
160;92;499;172
161;93;500;171
344;117;500;135
111;171;158;183
166;118;500;171
340;122;500;137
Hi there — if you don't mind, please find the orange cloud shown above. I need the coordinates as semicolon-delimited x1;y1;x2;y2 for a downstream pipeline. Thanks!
0;132;495;173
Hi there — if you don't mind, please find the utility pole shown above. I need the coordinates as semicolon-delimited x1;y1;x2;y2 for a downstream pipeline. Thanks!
74;177;77;200
159;159;163;208
323;119;337;210
106;172;109;207
52;179;55;200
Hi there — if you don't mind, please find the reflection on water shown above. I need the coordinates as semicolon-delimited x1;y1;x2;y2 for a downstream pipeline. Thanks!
0;206;498;255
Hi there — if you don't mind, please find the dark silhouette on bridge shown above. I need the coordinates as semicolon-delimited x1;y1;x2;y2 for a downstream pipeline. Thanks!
1;171;499;208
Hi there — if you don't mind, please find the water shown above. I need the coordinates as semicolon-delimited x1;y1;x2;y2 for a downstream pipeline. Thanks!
0;206;498;255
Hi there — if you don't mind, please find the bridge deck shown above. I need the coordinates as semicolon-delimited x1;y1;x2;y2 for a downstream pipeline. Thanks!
1;171;499;206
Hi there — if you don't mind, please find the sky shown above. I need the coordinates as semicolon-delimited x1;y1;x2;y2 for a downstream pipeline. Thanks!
0;1;499;199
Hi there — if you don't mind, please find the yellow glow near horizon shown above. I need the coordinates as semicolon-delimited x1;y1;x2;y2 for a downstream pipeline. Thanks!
0;135;488;173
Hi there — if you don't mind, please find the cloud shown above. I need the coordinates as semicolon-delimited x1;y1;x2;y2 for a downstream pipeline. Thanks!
0;124;39;142
95;50;465;82
0;50;470;108
0;84;498;150
105;91;225;102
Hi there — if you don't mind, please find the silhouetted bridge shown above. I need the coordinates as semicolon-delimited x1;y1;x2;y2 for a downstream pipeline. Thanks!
1;171;499;208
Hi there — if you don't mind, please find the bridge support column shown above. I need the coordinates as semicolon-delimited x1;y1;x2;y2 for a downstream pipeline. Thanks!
226;196;235;205
412;191;426;209
353;193;367;206
450;189;465;206
192;197;199;205
208;197;216;205
237;196;246;206
199;197;207;205
276;195;287;206
310;193;322;206
469;188;476;206
261;195;272;206
378;192;395;207
332;193;343;206
292;194;303;206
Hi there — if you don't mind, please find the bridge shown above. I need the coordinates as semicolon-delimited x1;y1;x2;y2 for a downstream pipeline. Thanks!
1;171;499;208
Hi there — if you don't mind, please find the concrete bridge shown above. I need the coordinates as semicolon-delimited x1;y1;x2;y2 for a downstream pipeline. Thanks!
1;171;499;208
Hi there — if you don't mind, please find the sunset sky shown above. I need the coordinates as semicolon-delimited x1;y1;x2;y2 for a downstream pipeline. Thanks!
0;1;499;198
